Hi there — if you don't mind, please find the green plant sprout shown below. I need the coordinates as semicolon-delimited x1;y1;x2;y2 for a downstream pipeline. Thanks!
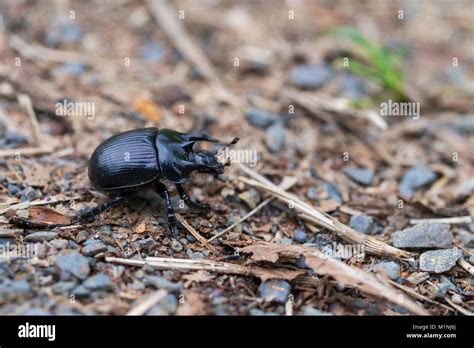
328;27;408;102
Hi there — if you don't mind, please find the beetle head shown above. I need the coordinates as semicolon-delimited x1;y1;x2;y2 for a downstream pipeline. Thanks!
156;129;238;183
192;150;225;175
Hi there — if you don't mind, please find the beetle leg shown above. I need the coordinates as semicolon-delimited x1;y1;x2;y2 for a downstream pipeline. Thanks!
72;196;124;224
156;183;180;238
175;184;211;212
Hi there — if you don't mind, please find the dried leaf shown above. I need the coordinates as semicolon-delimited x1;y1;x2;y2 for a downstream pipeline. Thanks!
239;241;429;315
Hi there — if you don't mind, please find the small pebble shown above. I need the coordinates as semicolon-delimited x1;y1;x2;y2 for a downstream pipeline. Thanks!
265;121;286;153
306;186;318;200
350;215;376;234
52;281;77;294
55;250;90;280
191;251;205;259
257;279;291;303
82;240;107;256
322;183;343;204
0;278;32;296
399;166;436;198
140;41;166;64
25;232;58;243
419;248;462;273
373;261;400;280
83;273;114;291
291;64;334;89
20;187;37;202
342;167;374;186
50;239;69;250
391;223;452;249
294;229;308;243
170;239;183;253
302;307;333;316
144;276;182;292
245;108;280;129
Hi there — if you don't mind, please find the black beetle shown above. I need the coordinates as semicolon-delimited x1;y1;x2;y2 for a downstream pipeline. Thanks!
76;127;238;237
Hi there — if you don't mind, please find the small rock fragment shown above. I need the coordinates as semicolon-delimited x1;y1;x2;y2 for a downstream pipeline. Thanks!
82;240;107;256
342;167;374;186
322;183;343;204
349;215;376;234
258;279;291;303
373;261;400;280
391;223;452;249
144;276;182;292
25;232;58;243
291;64;334;89
245;108;279;129
170;239;183;252
399;166;436;198
83;273;114;291
419;248;462;273
55;250;90;280
265;121;286;153
294;229;308;243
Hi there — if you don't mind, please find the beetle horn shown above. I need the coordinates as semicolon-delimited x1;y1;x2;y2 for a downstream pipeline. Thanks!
185;133;220;143
213;137;239;155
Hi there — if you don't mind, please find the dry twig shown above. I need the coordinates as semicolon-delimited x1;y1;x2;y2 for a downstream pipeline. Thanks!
236;164;413;260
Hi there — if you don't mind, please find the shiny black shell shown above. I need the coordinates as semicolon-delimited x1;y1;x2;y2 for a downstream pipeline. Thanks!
88;128;160;192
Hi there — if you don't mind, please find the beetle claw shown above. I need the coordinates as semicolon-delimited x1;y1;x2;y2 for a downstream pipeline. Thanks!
189;200;211;212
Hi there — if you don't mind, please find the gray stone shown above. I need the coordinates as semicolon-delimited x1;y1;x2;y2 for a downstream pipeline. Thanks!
191;251;205;259
342;167;374;186
170;239;183;252
302;307;333;316
294;229;308;243
419;248;463;273
350;215;376;234
59;63;86;76
373;261;400;280
399;166;436;197
436;277;456;299
323;183;343;204
25;232;58;243
23;308;51;315
72;285;90;297
339;74;365;99
82;239;107;256
50;239;69;250
291;64;334;89
21;186;38;201
147;294;177;315
131;237;156;251
140;41;166;64
257;279;291;303
391;223;452;249
55;250;90;280
245;108;280;129
265;121;286;153
83;273;113;291
144;276;182;292
52;281;77;294
0;278;32;295
306;186;318;200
